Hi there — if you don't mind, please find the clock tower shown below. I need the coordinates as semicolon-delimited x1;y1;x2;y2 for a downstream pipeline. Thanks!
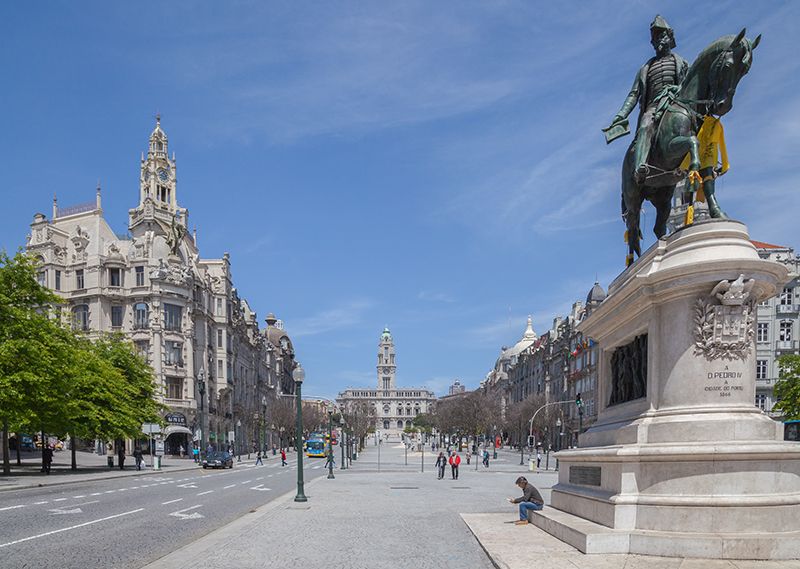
377;326;396;392
129;116;188;238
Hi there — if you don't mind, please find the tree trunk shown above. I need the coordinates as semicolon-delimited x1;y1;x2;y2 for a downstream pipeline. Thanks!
41;428;46;473
2;419;10;475
15;435;21;465
70;434;77;470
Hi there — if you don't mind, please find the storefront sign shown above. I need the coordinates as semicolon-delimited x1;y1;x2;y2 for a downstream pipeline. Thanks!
165;413;187;426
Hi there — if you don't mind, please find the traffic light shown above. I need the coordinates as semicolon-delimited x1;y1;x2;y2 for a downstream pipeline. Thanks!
527;435;535;447
575;393;583;407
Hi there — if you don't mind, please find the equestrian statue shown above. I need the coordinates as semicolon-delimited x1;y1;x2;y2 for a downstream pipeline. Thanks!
603;16;760;266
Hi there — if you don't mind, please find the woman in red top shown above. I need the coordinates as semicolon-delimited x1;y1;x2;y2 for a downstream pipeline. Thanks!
280;448;287;466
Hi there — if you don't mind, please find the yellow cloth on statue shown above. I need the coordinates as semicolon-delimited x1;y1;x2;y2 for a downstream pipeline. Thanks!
680;115;729;173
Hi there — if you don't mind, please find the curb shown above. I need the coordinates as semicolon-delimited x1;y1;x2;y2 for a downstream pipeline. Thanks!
0;459;259;493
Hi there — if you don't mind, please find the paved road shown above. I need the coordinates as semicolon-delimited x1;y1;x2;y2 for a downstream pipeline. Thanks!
0;452;329;569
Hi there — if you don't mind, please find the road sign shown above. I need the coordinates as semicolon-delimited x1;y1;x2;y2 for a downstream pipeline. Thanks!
155;440;165;457
142;423;161;435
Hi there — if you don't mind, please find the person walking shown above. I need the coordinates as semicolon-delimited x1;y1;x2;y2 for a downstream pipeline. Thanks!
280;448;287;466
449;452;461;480
536;450;542;470
42;445;53;474
482;449;490;468
255;450;263;466
118;445;126;470
192;445;200;463
435;451;447;480
465;450;471;465
133;446;144;471
508;476;545;525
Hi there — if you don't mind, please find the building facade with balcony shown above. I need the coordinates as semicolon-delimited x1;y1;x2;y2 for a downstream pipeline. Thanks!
753;241;799;415
336;327;436;437
26;118;295;455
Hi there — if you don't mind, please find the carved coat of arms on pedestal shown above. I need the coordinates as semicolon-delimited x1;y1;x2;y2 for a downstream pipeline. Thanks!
694;274;756;361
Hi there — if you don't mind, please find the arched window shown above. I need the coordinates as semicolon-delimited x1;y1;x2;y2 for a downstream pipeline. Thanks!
134;302;149;329
397;420;404;429
397;407;403;416
72;305;89;331
383;420;390;430
383;405;390;415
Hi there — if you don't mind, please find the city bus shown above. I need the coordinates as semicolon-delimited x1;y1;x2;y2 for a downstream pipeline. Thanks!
305;438;327;458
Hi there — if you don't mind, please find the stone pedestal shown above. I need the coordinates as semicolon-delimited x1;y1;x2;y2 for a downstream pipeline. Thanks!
535;220;800;560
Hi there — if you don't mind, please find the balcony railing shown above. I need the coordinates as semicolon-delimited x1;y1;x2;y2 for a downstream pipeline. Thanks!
777;304;799;315
776;340;799;352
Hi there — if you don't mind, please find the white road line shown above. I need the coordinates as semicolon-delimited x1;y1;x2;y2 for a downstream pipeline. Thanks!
89;493;101;496
223;484;236;489
256;477;264;481
196;490;214;496
130;487;139;490
240;480;252;485
161;498;183;505
0;508;144;549
33;501;48;505
118;488;127;492
53;498;68;502
72;495;86;499
104;490;115;494
0;505;25;512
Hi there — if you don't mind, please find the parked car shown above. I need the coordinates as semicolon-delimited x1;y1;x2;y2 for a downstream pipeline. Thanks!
202;451;234;469
20;436;35;451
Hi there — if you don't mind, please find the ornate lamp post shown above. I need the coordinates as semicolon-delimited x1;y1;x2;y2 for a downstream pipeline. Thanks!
197;368;206;460
236;419;242;462
327;407;335;479
293;363;307;502
339;417;347;470
493;424;497;459
261;396;267;454
279;426;285;451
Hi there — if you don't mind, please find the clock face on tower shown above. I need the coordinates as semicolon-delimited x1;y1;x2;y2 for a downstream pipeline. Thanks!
383;367;391;374
157;168;169;182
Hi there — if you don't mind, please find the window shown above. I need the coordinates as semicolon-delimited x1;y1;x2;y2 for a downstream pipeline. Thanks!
217;329;223;348
780;288;793;305
55;270;61;291
166;377;183;400
227;362;233;383
37;270;46;287
72;305;89;331
755;393;768;411
134;341;149;358
780;321;793;342
397;420;403;429
390;354;395;364
414;407;420;416
383;406;390;415
133;303;149;329
165;341;183;366
111;306;124;328
135;266;145;287
383;377;390;390
108;267;121;287
216;298;223;316
76;269;85;289
397;407;403;416
757;323;769;343
756;360;768;380
383;420;390;430
163;303;182;331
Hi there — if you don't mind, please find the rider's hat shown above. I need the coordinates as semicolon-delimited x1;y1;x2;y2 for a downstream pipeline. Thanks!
650;15;676;49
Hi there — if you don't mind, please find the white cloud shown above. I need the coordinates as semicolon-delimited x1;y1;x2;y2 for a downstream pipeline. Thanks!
418;290;456;303
289;299;374;338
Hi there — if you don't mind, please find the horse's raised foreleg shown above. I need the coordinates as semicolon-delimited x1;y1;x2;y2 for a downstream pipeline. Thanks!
622;152;643;267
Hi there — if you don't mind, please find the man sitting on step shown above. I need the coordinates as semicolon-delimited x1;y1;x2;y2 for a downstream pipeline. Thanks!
508;476;544;525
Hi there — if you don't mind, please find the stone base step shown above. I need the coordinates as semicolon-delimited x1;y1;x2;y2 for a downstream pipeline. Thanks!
530;507;800;559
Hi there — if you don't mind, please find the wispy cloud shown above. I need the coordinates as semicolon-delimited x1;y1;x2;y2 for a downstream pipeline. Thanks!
418;290;456;303
289;299;374;338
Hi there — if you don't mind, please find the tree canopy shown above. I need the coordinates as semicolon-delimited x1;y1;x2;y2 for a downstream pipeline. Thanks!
774;354;800;420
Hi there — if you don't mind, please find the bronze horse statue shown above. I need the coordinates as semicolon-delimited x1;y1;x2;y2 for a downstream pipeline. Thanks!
621;29;760;265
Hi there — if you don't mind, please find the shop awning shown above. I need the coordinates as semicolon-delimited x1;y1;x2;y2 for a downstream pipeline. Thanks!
163;425;193;437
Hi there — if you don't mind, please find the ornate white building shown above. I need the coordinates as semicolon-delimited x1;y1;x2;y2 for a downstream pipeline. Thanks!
26;118;296;454
336;327;436;436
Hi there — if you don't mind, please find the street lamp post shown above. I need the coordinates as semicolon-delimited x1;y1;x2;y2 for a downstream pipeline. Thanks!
492;425;497;460
197;368;206;460
293;364;307;502
236;419;242;462
555;417;562;471
327;408;335;479
340;417;347;470
261;396;267;454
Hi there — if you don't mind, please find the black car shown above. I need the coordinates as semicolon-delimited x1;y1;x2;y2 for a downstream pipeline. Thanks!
202;451;234;469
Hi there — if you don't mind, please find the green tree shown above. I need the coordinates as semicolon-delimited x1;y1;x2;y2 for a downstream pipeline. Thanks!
774;354;800;420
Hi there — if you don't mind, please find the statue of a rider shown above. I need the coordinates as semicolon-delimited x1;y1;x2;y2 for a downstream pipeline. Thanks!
607;15;689;184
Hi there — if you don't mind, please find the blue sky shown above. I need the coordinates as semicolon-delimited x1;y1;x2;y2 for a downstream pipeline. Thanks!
2;2;798;399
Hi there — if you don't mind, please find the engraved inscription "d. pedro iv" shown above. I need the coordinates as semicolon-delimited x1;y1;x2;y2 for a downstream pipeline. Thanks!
569;466;602;487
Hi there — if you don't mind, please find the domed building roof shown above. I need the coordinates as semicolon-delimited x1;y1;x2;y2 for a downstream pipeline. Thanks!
380;326;392;342
586;281;607;305
507;315;538;357
265;312;293;353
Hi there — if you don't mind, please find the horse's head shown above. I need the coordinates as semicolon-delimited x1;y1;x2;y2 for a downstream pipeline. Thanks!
706;29;761;116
